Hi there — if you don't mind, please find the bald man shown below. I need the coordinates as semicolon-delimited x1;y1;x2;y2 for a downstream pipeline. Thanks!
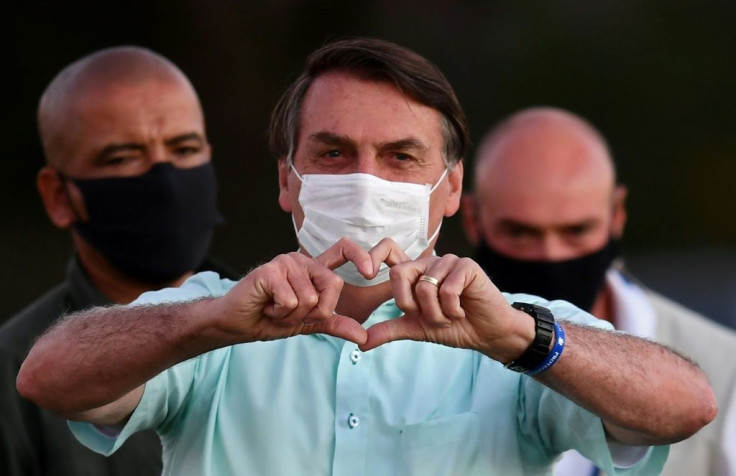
463;107;736;475
0;47;235;476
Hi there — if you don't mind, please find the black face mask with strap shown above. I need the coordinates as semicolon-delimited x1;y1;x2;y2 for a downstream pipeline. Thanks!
474;238;620;312
65;162;223;284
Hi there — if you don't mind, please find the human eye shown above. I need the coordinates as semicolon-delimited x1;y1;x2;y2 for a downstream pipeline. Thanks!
94;152;147;176
505;224;538;241
104;155;131;165
323;149;342;158
563;223;596;242
100;154;140;168
174;146;202;159
508;227;531;239
566;225;588;237
394;152;413;161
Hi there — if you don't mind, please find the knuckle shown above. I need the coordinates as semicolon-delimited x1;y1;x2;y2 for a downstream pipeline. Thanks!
377;237;396;248
280;295;299;312
328;272;344;289
290;251;309;262
438;287;455;301
258;261;279;276
459;256;476;267
388;265;408;281
336;237;353;249
395;295;418;313
272;254;292;267
304;292;319;308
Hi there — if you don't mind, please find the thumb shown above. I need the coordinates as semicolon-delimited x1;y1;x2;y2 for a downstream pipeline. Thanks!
303;314;368;345
360;316;423;351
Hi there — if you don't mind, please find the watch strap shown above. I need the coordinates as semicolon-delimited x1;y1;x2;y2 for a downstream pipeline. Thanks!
505;302;555;373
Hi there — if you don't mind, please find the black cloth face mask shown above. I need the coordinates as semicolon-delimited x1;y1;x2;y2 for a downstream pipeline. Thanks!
66;162;224;283
475;237;620;311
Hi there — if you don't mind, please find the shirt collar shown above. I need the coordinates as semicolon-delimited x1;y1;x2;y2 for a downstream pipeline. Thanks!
607;269;658;338
66;255;110;311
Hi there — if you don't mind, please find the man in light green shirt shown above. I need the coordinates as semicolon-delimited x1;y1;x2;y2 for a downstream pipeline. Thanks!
70;272;663;475
19;38;716;475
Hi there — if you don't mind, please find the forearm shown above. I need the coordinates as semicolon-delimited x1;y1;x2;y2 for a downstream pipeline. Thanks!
17;297;226;419
535;323;717;445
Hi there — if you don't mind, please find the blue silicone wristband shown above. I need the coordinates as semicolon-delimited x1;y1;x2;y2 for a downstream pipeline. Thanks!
526;322;565;376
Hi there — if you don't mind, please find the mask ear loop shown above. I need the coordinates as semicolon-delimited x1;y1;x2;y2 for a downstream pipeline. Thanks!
286;152;306;183
423;165;453;245
286;152;307;252
429;166;450;193
426;220;443;245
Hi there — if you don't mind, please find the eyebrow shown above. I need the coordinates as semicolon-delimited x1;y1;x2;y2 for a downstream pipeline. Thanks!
497;218;542;232
95;143;145;164
307;131;429;152
165;132;206;147
94;133;205;164
497;217;599;231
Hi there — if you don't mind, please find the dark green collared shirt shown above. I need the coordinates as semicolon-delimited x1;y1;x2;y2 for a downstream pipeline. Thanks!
0;256;237;476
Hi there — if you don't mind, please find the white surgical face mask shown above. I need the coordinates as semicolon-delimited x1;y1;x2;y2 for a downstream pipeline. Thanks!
291;165;449;286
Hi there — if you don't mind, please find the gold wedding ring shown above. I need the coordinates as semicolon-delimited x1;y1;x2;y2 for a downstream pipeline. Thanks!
418;275;440;286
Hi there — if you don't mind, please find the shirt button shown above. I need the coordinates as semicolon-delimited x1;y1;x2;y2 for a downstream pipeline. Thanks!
350;349;362;364
348;413;360;429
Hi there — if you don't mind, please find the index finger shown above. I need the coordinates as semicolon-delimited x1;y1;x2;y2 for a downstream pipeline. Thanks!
315;238;373;278
369;238;410;273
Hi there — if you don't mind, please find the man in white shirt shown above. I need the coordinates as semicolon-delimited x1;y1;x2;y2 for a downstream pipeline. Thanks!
463;106;736;475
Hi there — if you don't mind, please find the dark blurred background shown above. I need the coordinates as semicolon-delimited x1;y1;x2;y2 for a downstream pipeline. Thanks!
4;1;736;328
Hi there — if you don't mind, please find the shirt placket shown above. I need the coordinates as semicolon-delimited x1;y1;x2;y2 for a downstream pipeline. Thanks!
331;341;373;476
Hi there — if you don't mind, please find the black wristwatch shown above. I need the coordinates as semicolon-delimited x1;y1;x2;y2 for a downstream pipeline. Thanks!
505;302;555;373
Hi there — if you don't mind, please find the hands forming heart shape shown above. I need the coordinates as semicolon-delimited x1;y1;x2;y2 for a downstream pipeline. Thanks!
217;237;523;361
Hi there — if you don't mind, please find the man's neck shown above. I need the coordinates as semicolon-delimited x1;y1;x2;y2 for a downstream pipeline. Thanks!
336;280;394;324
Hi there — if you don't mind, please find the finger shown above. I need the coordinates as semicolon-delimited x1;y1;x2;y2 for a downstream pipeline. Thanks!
369;237;410;273
413;280;447;326
360;316;423;351
302;314;368;345
256;260;300;320
427;254;467;322
315;238;373;278
435;260;470;321
413;255;462;326
302;259;344;323
389;260;428;315
273;254;320;324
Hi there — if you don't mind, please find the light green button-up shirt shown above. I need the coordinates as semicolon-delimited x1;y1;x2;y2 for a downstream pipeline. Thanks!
71;271;667;475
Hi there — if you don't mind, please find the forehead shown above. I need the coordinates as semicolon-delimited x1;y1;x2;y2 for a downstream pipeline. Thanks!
72;78;203;127
483;178;613;227
474;118;614;225
59;79;204;156
297;72;445;151
476;154;614;228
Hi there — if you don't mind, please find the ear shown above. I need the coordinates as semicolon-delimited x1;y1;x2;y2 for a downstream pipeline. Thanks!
460;193;480;246
37;167;77;229
443;160;464;217
277;158;292;212
611;184;628;238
